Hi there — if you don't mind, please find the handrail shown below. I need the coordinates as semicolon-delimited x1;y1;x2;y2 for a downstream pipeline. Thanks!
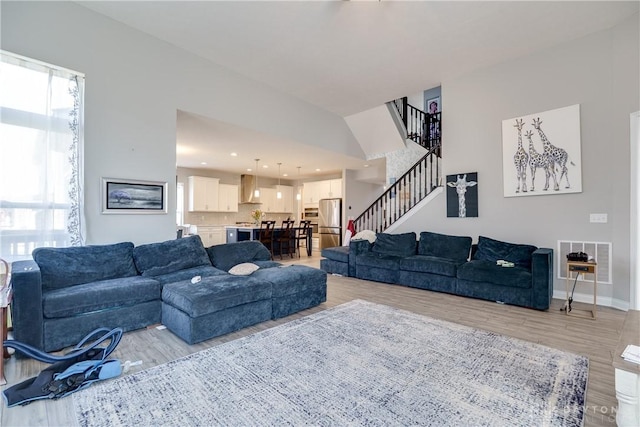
390;97;441;149
354;143;441;234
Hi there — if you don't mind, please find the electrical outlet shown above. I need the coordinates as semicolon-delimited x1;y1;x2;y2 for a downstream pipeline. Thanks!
589;213;607;223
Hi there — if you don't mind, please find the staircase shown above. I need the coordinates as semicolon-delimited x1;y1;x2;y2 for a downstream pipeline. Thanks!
354;97;442;234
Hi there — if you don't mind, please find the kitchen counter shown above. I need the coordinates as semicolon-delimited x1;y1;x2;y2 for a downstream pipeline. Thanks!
225;225;312;256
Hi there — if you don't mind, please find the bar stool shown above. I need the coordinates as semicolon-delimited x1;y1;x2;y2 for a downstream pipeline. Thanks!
276;220;295;259
258;220;276;259
294;220;311;257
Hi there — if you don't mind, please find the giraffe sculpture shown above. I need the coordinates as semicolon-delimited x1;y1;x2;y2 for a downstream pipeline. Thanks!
525;130;558;191
532;118;571;189
513;119;528;193
447;174;477;218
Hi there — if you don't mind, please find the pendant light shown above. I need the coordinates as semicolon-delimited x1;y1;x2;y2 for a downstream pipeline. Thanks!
296;166;302;201
254;159;260;198
276;163;282;199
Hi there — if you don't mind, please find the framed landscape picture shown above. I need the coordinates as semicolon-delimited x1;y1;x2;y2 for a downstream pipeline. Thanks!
102;178;167;214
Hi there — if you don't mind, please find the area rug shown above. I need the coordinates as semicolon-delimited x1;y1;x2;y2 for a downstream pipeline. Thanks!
73;300;588;426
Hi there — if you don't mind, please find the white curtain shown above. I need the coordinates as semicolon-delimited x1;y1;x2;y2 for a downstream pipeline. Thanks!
0;51;85;261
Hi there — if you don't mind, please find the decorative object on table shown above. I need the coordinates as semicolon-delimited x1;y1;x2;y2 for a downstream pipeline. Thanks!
502;104;582;197
446;172;478;218
102;178;168;214
74;300;588;427
250;209;264;226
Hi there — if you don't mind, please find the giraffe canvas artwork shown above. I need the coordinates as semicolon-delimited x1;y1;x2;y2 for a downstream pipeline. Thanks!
502;104;582;197
447;172;478;218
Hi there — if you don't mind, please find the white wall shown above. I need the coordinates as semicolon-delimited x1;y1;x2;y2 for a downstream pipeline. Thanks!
395;15;639;308
1;1;363;245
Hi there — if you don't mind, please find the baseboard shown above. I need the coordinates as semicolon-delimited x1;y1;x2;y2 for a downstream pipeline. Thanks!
552;289;629;311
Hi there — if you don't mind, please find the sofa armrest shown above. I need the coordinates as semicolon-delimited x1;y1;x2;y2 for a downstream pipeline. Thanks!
349;239;372;277
531;248;553;310
10;260;44;350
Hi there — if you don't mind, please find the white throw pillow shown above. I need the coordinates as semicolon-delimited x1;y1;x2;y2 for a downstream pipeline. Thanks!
228;262;260;276
352;230;377;243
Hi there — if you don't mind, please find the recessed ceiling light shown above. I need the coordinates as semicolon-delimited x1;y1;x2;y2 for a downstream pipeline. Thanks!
230;152;238;157
315;168;321;172
201;162;207;165
247;168;252;172
262;165;268;168
283;173;288;177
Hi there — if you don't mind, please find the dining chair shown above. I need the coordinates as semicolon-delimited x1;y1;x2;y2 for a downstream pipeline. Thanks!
294;220;311;257
276;220;295;259
258;220;276;259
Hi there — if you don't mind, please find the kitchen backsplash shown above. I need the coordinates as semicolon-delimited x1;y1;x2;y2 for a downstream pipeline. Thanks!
183;204;299;226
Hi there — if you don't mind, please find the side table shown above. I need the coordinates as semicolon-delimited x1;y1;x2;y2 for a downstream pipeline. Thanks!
565;260;597;319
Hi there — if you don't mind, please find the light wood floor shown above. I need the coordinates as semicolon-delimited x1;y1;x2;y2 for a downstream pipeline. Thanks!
1;252;628;426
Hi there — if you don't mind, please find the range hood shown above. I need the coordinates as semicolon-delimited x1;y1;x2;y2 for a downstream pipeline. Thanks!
240;174;261;204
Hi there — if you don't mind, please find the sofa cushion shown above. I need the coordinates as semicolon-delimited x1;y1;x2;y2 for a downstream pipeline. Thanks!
253;260;282;269
321;246;350;263
151;265;226;286
133;235;211;277
33;242;138;290
473;236;537;270
162;276;271;317
252;265;327;298
457;260;532;288
399;255;464;277
418;232;472;262
371;232;417;258
42;275;161;318
356;253;403;270
207;241;272;272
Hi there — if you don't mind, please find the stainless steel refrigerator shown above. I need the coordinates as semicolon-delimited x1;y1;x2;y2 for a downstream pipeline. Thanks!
319;198;342;249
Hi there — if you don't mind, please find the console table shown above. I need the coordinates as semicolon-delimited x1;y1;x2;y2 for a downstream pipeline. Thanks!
613;310;640;427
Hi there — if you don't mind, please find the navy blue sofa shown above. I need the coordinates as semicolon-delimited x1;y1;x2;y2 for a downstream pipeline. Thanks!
11;236;327;352
321;232;553;310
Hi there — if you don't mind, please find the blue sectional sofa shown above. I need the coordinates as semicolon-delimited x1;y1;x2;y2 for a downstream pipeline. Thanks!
321;231;553;310
11;237;327;352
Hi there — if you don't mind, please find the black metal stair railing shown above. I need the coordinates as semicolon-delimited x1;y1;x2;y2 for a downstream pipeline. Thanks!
354;143;441;234
392;97;441;150
353;97;443;234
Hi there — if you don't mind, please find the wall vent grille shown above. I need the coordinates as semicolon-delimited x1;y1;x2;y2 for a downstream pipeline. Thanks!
557;240;612;284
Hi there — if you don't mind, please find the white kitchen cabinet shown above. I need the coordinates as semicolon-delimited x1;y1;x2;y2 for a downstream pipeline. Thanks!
275;185;293;213
188;176;219;212
259;187;277;212
303;181;321;207
304;179;342;206
198;225;227;248
198;226;225;247
328;179;342;198
218;184;238;212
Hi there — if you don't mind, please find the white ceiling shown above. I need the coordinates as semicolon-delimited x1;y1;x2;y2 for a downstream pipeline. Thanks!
78;1;638;179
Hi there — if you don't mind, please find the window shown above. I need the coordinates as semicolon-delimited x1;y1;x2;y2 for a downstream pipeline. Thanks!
0;51;85;261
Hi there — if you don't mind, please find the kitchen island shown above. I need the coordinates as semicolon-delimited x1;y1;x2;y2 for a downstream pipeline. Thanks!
225;225;313;256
